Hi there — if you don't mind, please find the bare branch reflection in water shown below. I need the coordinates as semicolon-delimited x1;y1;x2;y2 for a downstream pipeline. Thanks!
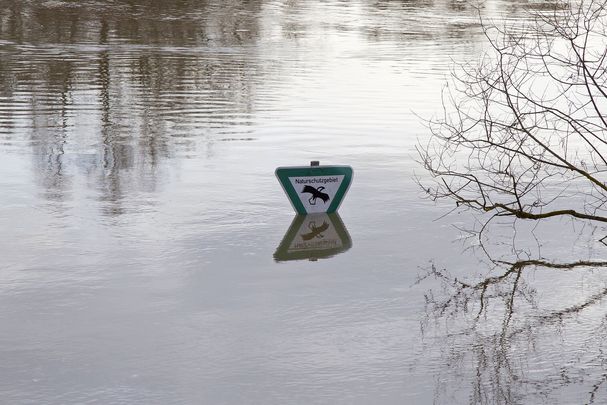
418;247;607;404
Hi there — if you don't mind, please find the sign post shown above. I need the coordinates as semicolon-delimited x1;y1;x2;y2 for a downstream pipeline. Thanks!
275;162;353;214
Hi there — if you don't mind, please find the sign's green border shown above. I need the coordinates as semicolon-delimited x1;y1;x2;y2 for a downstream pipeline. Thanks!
275;165;353;214
273;213;352;262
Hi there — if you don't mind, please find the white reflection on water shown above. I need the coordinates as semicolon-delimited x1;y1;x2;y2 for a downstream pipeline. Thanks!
1;0;604;404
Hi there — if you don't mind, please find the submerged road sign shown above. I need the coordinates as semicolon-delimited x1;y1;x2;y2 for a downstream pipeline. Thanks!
275;164;353;214
273;213;352;262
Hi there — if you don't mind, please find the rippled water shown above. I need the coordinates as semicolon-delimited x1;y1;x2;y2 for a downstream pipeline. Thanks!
2;1;607;404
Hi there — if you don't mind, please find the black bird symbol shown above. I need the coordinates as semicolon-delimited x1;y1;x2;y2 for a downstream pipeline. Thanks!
302;185;330;205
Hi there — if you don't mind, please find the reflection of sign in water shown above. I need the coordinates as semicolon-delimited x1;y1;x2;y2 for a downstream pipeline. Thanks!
273;213;352;262
275;165;353;214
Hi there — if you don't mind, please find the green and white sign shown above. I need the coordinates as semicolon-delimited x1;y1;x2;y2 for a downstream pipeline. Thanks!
275;165;353;214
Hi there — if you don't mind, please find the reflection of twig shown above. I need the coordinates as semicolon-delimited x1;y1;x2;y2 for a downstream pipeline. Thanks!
508;285;607;341
586;372;607;405
426;259;607;322
421;257;607;403
499;259;607;270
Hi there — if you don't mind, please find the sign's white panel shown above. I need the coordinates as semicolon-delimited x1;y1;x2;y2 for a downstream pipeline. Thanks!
288;175;345;214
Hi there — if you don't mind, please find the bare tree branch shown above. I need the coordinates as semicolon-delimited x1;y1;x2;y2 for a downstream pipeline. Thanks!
419;0;607;233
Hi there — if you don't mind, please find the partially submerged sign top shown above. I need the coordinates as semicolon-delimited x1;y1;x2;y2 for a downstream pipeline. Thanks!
275;165;353;214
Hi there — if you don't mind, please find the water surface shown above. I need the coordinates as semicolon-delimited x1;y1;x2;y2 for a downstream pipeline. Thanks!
2;1;607;404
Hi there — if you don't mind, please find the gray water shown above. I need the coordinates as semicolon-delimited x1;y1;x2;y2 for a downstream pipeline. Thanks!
2;1;607;404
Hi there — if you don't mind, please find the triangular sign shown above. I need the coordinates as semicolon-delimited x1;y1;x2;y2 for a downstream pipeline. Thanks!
275;165;353;214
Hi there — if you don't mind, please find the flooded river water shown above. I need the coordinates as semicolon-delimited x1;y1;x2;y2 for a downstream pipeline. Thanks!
2;0;607;404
